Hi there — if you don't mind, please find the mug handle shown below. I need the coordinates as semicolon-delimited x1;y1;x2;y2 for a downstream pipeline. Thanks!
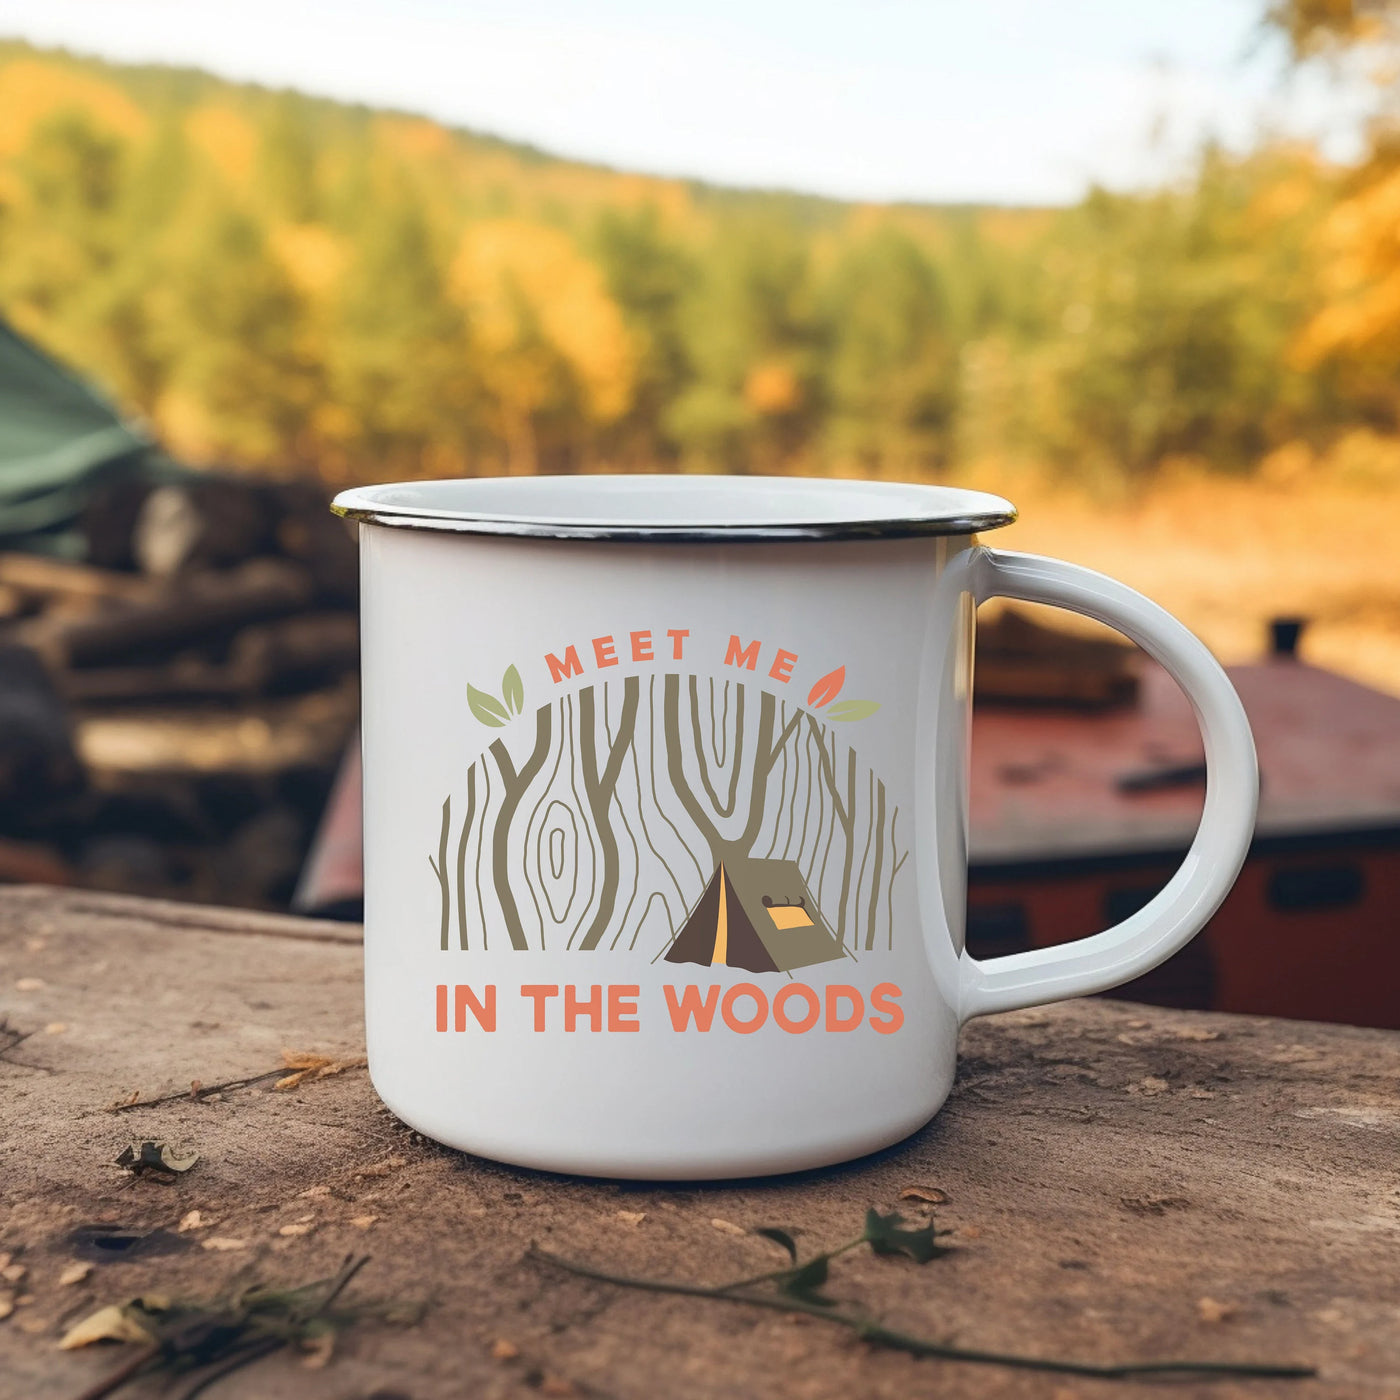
958;547;1258;1021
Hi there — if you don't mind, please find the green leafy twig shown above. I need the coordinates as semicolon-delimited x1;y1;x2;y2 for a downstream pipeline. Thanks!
64;1254;421;1400
529;1209;1313;1382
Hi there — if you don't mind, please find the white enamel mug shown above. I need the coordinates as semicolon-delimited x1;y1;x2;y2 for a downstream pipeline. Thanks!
332;476;1257;1179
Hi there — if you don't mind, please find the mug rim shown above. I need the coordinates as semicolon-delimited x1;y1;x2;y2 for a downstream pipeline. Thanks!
331;474;1018;542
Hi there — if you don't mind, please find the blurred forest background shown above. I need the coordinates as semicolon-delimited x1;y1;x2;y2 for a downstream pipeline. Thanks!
2;0;1399;689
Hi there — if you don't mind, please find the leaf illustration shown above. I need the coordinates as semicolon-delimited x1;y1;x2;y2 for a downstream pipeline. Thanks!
502;664;524;716
862;1208;953;1264
825;699;880;722
754;1227;798;1263
806;666;845;708
467;684;510;727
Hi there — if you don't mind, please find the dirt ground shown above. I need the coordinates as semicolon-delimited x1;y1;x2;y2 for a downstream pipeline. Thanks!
1;885;1398;1400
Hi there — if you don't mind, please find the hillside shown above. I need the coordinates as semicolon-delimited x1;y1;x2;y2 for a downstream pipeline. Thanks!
0;40;1052;480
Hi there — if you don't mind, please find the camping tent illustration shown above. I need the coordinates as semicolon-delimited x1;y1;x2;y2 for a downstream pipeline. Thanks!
664;858;846;973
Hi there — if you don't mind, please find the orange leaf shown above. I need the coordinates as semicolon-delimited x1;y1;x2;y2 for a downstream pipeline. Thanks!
807;666;845;708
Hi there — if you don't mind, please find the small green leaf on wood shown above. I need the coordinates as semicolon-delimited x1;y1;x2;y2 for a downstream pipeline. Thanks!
863;1208;951;1263
826;699;881;722
777;1255;837;1307
467;684;510;727
754;1227;798;1262
116;1141;200;1180
502;665;524;716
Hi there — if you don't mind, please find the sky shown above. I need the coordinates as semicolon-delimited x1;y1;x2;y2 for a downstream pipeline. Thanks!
0;0;1367;204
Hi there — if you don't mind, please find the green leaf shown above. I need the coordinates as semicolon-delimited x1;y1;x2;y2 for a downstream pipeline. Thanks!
467;684;510;727
825;699;881;722
502;664;524;716
862;1208;952;1264
777;1255;837;1307
754;1227;798;1262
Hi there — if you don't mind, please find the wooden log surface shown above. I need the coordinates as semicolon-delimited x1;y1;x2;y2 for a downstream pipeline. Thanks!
0;885;1396;1399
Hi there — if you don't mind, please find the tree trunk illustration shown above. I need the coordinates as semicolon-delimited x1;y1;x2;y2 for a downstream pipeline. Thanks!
663;673;801;868
431;674;908;958
489;704;552;949
428;794;450;950
454;765;477;949
807;714;858;947
576;676;641;950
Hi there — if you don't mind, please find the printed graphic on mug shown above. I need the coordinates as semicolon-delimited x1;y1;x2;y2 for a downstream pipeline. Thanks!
426;628;909;974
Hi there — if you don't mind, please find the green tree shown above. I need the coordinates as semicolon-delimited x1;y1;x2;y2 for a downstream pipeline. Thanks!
823;227;956;473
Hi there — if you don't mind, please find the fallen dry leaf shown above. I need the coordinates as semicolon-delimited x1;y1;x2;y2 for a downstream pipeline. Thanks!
177;1210;207;1233
710;1218;745;1236
58;1262;93;1287
201;1237;247;1252
274;1049;367;1091
1130;1076;1170;1095
58;1304;155;1350
43;1022;67;1035
1173;1027;1221;1041
355;1155;407;1179
898;1186;949;1205
1119;1195;1190;1215
301;1331;335;1368
491;1337;521;1361
1198;1297;1238;1324
1;1263;26;1285
350;1215;378;1230
615;1210;646;1225
15;978;44;992
115;1141;200;1179
278;1222;315;1238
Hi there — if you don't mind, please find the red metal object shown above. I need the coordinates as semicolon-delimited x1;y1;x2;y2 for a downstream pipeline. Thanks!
969;660;1400;1028
291;731;362;917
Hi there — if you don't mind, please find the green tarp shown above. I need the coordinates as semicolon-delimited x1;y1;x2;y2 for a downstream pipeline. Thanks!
0;318;180;555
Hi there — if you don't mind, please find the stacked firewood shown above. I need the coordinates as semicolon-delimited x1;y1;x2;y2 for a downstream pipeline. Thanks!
0;474;360;909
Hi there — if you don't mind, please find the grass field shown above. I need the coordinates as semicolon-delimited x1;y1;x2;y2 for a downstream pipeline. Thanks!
971;467;1400;696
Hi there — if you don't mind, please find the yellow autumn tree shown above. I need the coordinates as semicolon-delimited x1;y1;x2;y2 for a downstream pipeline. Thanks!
449;219;635;472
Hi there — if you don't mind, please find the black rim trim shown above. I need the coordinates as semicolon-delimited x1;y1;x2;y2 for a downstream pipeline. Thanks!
330;505;1018;541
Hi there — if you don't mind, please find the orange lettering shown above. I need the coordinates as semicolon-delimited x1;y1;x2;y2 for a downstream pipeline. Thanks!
546;647;583;684
664;983;720;1031
593;636;618;668
454;984;496;1032
630;630;653;662
825;985;864;1032
666;628;689;659
521;984;559;1030
609;984;640;1031
721;983;768;1033
772;983;820;1033
768;649;798;683
436;983;448;1032
725;635;761;671
565;983;604;1031
869;982;903;1035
